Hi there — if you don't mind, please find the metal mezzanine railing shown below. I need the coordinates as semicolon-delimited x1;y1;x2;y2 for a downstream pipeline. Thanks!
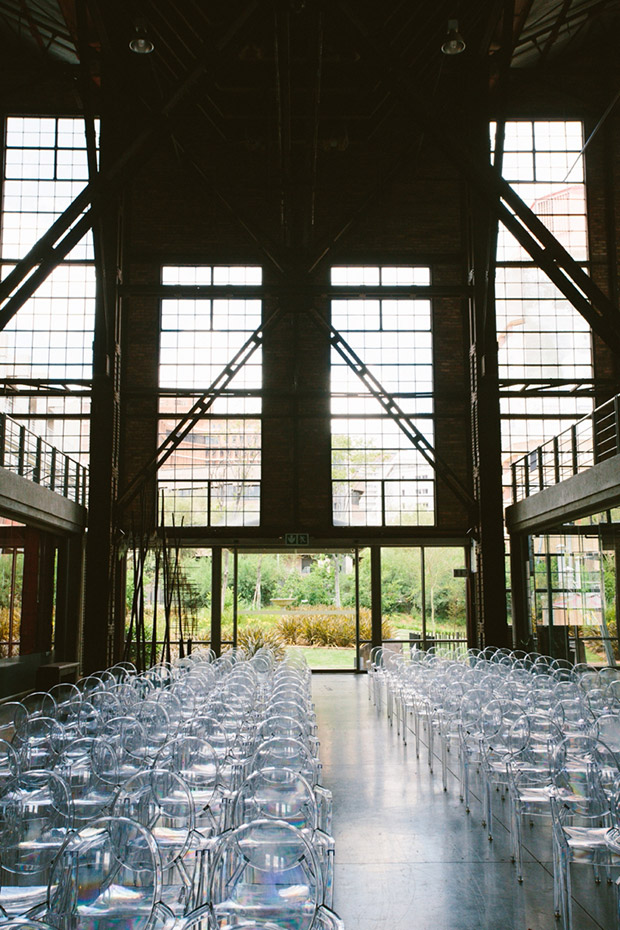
0;411;88;507
511;393;620;504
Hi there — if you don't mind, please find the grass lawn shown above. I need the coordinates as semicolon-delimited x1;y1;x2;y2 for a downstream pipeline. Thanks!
286;645;356;670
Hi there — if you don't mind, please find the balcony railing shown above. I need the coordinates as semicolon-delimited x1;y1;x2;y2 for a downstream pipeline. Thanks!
511;393;620;504
0;412;88;507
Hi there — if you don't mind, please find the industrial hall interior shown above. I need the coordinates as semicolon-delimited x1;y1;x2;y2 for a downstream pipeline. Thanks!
0;1;620;929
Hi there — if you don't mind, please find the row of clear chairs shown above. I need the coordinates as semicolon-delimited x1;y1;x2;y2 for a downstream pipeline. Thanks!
371;644;620;930
0;646;344;930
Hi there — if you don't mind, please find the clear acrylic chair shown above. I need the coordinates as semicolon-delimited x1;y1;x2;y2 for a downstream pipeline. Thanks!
0;704;26;744
155;735;225;836
207;819;343;930
11;717;65;772
44;815;166;930
100;715;149;781
506;712;564;881
479;700;529;839
249;737;322;791
0;770;73;917
52;736;119;826
229;766;335;907
550;736;618;930
113;768;202;916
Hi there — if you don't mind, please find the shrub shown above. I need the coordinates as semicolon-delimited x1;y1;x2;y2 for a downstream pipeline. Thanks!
238;623;286;660
276;607;393;647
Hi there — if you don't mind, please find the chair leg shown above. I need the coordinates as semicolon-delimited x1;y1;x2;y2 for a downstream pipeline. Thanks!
441;737;448;792
510;801;524;883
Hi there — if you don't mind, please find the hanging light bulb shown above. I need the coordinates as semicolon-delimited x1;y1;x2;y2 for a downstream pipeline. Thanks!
129;20;155;55
441;19;466;55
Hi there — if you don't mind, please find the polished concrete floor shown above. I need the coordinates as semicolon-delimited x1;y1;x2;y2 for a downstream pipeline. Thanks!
312;673;617;930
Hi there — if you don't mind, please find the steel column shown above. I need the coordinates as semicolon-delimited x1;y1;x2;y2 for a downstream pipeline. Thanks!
370;546;382;651
211;547;222;657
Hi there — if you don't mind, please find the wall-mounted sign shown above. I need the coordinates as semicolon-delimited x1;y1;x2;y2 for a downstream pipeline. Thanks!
285;533;310;546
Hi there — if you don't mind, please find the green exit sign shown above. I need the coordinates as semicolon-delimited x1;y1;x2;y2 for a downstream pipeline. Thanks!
285;533;310;546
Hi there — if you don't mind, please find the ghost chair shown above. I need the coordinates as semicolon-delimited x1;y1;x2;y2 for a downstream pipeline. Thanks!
228;767;335;908
43;816;168;930
458;687;498;814
249;738;330;832
47;684;82;736
182;716;234;786
0;704;26;745
207;819;343;930
137;700;173;761
248;737;321;789
155;736;226;837
550;736;620;930
479;700;529;839
113;769;204;916
12;717;66;771
52;737;119;827
0;770;73;917
506;712;564;881
100;715;149;782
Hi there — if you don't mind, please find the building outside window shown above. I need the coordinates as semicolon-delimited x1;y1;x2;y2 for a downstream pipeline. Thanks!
158;264;262;526
330;265;435;526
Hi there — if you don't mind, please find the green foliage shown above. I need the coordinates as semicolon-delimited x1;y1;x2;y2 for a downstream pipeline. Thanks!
236;555;282;606
237;622;286;660
184;554;212;604
279;557;336;606
276;607;393;647
0;552;22;611
0;607;19;657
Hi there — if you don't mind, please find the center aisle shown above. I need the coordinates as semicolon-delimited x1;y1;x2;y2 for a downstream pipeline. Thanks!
311;672;614;930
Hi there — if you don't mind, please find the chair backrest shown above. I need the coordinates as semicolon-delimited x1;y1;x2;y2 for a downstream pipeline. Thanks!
208;818;323;930
112;769;195;870
251;737;320;785
155;736;221;829
0;703;26;744
595;713;620;754
255;715;311;746
13;716;65;770
46;816;161;930
100;716;149;779
21;693;56;720
232;766;319;833
551;735;613;817
52;737;118;826
0;770;73;880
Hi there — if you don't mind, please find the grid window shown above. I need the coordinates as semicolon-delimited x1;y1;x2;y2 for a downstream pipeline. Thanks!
0;117;97;463
158;266;262;526
330;266;435;527
492;120;593;500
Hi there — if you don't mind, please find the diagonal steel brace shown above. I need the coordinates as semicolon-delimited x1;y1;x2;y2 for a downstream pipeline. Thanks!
115;305;285;515
308;307;476;513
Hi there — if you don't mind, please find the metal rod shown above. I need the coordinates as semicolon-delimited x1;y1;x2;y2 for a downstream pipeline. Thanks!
0;1;262;328
116;305;285;513
309;307;475;512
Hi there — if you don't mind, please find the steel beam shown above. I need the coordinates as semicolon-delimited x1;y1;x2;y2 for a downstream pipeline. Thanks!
115;306;286;515
334;0;620;355
505;456;620;534
0;1;260;331
308;307;475;513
